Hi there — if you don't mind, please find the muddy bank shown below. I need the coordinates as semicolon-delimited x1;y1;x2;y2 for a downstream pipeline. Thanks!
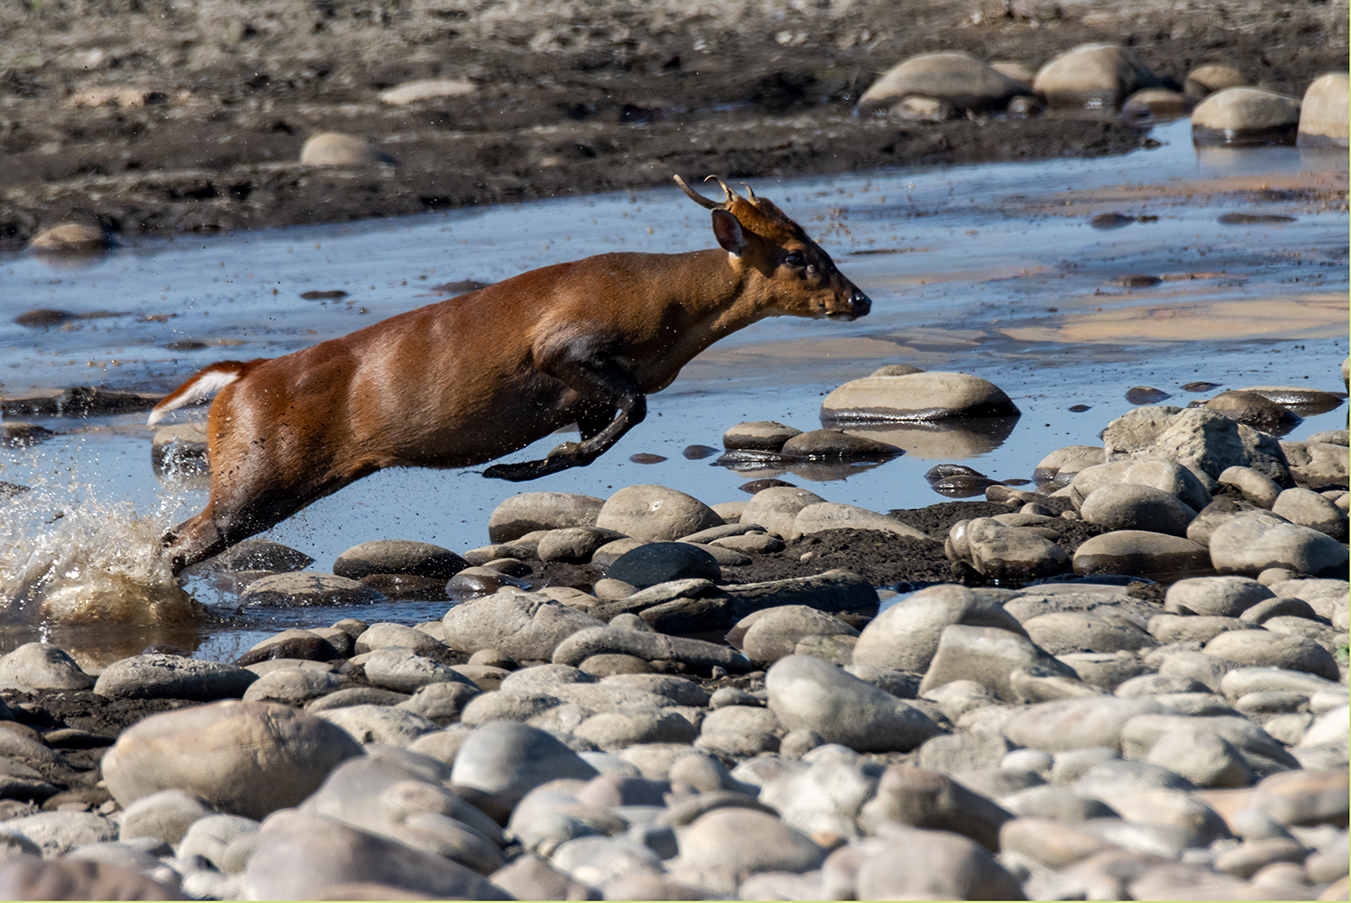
2;0;1346;248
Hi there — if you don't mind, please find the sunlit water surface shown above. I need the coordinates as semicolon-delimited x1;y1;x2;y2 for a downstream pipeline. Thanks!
0;120;1346;665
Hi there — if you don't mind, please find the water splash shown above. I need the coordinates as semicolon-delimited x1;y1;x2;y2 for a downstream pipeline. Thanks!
0;452;204;627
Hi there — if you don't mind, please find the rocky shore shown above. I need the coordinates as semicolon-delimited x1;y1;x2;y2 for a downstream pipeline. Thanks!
0;361;1346;900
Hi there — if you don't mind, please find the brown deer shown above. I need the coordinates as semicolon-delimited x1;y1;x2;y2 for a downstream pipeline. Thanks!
148;175;871;574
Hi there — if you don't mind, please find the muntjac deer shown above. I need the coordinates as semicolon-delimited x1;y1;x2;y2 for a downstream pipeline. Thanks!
149;175;871;575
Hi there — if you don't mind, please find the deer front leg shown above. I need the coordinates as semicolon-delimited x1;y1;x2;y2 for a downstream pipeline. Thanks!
483;351;647;482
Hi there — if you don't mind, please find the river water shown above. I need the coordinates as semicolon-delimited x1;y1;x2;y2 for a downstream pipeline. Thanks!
0;119;1346;664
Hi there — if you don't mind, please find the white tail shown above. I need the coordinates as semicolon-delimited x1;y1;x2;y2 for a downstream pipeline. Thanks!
146;361;250;426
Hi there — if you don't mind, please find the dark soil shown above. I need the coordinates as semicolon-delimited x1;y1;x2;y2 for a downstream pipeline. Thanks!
2;0;1346;249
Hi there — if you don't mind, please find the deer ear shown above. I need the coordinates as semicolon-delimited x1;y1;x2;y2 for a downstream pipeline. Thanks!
711;209;746;256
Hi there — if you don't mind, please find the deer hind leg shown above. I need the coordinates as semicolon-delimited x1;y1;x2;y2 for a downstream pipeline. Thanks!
483;350;646;482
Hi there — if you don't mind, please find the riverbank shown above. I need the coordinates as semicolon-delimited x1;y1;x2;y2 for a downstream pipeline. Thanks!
1;0;1346;248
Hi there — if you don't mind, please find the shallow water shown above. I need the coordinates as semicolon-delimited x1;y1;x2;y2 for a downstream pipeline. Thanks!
0;119;1346;665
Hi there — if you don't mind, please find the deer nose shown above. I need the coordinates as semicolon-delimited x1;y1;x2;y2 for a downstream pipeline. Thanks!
850;289;871;317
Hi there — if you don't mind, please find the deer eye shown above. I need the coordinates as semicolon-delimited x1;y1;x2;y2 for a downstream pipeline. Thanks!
783;252;805;268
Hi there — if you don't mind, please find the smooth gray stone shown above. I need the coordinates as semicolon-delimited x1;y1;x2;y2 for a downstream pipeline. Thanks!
333;539;467;580
450;721;600;803
0;643;94;690
244;810;511;900
487;491;604;543
853;584;1022;674
0;855;182;901
766;654;942;753
443;589;606;662
920;624;1075;702
93;654;257;701
594;484;722;542
102;700;363;820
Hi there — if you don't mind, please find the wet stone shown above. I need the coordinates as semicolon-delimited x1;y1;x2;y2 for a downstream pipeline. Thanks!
779;429;900;460
820;371;1020;423
238;629;341;665
1192;86;1302;146
333;540;467;581
201;539;315;573
722;420;802;452
1072;530;1211;583
1207;390;1302;434
607;542;721;588
1218;465;1283;507
0;642;94;690
1298;72;1350;147
239;572;386;607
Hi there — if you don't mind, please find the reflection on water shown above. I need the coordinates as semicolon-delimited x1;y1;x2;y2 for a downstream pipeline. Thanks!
29;248;112;274
0;117;1345;664
844;418;1022;460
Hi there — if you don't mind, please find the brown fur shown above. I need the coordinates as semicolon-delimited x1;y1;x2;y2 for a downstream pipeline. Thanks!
153;176;871;574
